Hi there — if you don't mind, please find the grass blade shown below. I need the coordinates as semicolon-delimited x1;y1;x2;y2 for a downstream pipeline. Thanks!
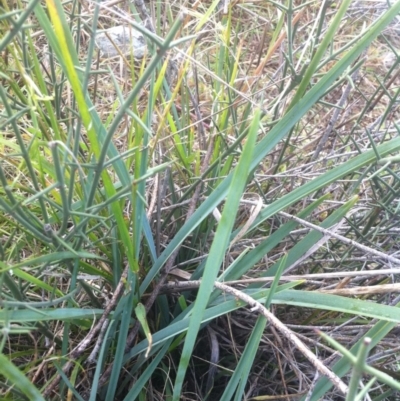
172;110;261;399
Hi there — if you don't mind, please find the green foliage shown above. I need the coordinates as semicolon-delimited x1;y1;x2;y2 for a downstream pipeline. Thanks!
1;0;400;399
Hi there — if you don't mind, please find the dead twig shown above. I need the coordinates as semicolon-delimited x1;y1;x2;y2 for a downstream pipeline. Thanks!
158;268;400;294
43;267;129;397
278;211;400;266
213;281;348;395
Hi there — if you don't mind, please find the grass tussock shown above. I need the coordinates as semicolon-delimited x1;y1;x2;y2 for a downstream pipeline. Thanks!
1;0;400;400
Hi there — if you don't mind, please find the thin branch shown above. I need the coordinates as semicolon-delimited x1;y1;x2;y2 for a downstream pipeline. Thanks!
158;268;400;294
278;211;400;266
311;60;364;161
43;267;129;397
87;318;110;364
213;281;348;395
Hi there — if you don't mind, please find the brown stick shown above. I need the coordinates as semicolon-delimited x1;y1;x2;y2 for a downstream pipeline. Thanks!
43;267;129;397
213;281;348;395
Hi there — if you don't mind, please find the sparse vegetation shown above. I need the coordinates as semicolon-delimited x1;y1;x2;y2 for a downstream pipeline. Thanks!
1;0;400;400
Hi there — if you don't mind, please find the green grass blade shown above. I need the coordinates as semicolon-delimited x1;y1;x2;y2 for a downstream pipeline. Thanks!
122;340;174;401
220;315;267;401
141;1;400;294
0;308;105;323
257;196;359;279
0;353;45;401
125;283;299;362
217;195;330;283
274;290;400;323
289;0;352;108
172;110;261;399
0;0;41;53
303;316;399;401
105;291;135;400
88;321;115;401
